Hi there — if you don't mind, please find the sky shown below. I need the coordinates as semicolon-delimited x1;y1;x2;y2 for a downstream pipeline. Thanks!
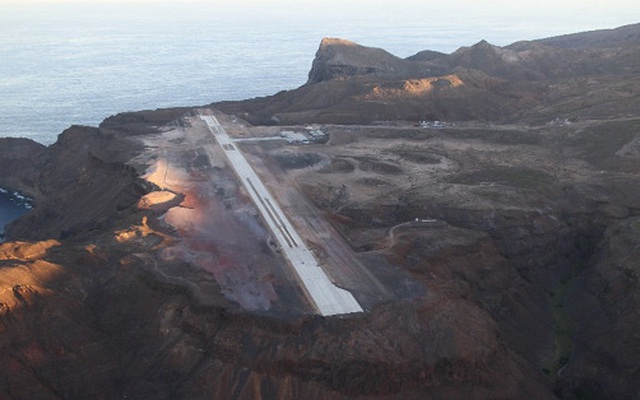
1;0;637;7
2;0;638;47
2;0;638;33
1;0;638;10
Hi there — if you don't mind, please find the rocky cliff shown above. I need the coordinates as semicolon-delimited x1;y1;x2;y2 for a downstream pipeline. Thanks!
307;38;441;84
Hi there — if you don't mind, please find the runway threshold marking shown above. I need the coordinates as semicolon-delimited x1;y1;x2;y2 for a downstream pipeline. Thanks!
200;114;363;316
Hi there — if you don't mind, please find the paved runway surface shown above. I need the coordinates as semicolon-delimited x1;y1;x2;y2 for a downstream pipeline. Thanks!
200;115;363;316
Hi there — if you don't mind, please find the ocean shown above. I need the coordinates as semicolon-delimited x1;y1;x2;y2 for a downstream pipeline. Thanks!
1;1;637;145
0;1;637;234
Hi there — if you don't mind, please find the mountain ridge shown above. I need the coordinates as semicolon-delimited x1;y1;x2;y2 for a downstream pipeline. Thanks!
536;22;640;49
218;22;640;125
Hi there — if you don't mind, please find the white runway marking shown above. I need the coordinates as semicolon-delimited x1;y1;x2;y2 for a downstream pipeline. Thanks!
200;115;363;316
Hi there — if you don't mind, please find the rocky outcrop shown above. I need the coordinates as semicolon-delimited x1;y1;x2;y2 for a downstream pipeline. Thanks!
0;138;46;196
307;37;440;84
4;125;148;241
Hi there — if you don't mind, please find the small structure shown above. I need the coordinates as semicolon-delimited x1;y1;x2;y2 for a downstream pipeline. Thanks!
420;120;446;129
279;130;308;144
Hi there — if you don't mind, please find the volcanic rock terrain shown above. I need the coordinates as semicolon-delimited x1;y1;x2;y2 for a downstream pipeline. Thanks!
1;23;640;399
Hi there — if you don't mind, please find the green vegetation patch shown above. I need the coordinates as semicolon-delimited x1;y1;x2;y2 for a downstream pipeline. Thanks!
450;166;554;189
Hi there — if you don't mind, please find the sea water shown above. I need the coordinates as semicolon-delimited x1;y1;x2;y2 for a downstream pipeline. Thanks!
0;188;32;241
1;0;637;145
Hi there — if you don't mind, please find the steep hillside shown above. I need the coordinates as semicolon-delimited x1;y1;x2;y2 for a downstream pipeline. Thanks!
307;37;441;83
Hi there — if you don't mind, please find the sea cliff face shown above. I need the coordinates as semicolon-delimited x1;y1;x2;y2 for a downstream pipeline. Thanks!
1;23;640;399
0;188;32;241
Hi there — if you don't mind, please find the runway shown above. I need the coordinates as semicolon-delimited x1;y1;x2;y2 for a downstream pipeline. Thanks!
200;115;363;316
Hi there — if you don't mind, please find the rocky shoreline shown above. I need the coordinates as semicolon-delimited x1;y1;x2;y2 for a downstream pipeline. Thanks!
0;187;32;240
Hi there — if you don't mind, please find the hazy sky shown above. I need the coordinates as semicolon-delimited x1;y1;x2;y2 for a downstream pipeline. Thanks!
3;1;638;28
2;0;639;12
2;0;638;7
1;0;638;58
3;0;638;31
